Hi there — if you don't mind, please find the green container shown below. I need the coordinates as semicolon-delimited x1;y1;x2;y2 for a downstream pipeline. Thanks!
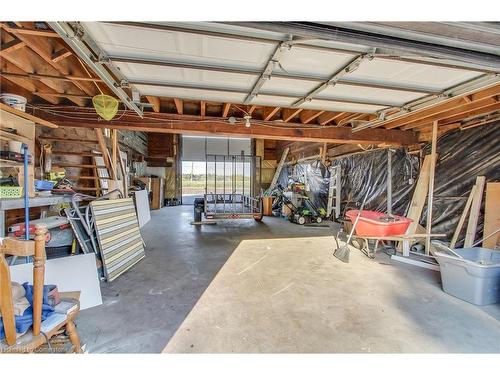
0;186;23;199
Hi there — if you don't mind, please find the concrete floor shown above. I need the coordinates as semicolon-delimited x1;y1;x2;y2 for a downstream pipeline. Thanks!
76;205;334;353
77;205;500;353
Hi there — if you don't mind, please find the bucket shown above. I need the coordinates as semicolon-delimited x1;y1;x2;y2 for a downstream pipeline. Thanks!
1;93;27;112
8;140;23;153
262;196;274;216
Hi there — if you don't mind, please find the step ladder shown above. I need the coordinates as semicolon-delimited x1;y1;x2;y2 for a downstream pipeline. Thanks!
269;147;289;191
326;165;341;219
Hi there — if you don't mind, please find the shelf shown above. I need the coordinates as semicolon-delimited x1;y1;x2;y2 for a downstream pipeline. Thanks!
0;103;58;128
0;129;31;143
0;158;24;167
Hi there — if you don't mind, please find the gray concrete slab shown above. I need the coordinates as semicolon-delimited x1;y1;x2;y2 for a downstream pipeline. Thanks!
76;205;334;353
76;205;500;353
164;236;500;353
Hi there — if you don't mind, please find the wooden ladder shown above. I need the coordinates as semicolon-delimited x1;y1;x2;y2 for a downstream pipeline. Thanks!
269;147;289;191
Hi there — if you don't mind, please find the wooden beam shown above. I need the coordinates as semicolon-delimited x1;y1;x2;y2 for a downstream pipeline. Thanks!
318;111;345;125
0;102;58;128
200;101;206;117
399;97;499;130
248;105;257;115
173;98;183;115
146;96;161;113
337;113;365;127
7;23;97;98
0;71;103;83
464;176;486;247
263;106;280;121
425;121;438;255
0;36;87;106
112;129;118;177
222;103;231;117
0;24;60;38
39;108;419;146
281;108;303;122
0;39;26;53
1;73;60;105
450;185;476;249
483;182;500;248
384;84;500;129
300;110;325;124
51;48;72;63
94;128;116;180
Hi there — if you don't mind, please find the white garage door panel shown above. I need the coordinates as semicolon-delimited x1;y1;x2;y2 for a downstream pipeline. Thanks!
317;84;426;106
83;22;275;70
207;137;229;155
301;100;385;113
260;77;319;97
278;46;356;77
182;136;206;161
349;59;483;91
134;85;247;103
249;95;296;107
116;63;257;91
183;136;251;161
229;138;251;156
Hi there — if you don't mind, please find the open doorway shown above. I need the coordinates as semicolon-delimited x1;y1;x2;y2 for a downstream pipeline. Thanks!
181;135;252;205
181;161;206;205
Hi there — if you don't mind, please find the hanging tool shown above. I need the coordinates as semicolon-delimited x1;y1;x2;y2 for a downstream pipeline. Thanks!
333;191;369;263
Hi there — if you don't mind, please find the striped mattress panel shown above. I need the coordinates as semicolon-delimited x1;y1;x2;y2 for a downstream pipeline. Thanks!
90;198;146;282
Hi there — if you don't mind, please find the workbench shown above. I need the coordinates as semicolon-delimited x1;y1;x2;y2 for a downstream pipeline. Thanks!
0;195;75;236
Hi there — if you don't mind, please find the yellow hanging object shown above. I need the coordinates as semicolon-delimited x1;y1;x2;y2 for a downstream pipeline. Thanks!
92;94;119;121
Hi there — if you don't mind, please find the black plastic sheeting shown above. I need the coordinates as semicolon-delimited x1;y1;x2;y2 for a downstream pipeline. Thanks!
278;148;419;215
279;121;500;245
420;121;500;245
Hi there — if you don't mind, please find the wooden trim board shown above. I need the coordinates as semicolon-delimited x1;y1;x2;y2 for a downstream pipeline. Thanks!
464;176;486;247
483;182;500;248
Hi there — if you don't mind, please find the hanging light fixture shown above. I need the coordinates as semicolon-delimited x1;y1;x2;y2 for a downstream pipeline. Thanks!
244;115;251;128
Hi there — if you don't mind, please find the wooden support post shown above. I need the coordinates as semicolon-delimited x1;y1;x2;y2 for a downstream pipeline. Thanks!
117;144;128;197
112;129;118;175
321;143;327;164
425;121;438;255
387;149;393;215
464;176;486;247
450;185;476;249
483;182;500;248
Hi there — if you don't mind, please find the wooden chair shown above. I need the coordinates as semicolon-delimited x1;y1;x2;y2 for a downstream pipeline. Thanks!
0;224;82;353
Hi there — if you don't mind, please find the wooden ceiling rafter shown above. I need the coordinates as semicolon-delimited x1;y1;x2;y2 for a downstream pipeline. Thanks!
12;22;97;97
0;38;26;53
282;108;303;122
222;103;231;117
0;71;104;83
263;106;280;121
200;101;206;117
1;29;88;106
300;110;325;124
400;98;500;130
0;23;61;38
382;83;500;129
145;96;161;113
173;98;183;115
317;111;345;126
